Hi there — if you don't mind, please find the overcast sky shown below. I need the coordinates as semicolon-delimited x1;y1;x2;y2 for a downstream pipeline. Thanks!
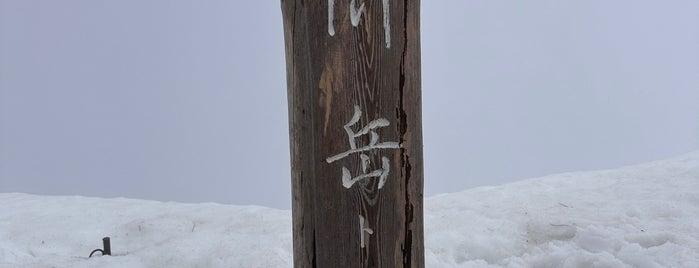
1;1;698;209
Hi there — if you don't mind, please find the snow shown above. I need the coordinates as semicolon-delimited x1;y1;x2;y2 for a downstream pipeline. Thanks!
0;198;292;268
2;152;699;267
425;151;699;267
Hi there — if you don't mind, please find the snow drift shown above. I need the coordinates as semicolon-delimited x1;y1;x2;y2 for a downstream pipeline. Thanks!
1;152;698;267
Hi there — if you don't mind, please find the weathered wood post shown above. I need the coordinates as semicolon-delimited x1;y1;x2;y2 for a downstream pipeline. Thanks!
281;1;423;267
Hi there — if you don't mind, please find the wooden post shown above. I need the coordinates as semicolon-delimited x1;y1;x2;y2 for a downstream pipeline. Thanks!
281;1;423;267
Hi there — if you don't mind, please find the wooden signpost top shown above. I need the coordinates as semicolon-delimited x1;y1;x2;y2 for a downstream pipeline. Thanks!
281;1;423;267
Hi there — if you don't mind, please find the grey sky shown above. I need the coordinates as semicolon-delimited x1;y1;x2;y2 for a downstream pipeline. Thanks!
1;1;698;209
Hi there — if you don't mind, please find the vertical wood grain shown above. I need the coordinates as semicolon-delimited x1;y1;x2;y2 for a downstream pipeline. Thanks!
281;1;423;267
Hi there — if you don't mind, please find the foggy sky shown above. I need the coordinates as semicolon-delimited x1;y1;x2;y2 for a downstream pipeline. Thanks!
1;1;698;209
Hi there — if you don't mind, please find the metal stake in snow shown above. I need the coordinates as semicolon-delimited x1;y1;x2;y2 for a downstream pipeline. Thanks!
281;1;424;267
89;237;111;257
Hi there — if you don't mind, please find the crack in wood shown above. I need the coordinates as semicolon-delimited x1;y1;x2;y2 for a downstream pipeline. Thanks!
398;1;413;267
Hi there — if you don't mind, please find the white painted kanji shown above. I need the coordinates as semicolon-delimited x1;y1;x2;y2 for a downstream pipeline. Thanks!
327;0;391;48
326;105;401;189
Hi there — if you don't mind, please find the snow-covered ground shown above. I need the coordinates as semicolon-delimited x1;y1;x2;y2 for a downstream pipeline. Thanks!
2;152;698;267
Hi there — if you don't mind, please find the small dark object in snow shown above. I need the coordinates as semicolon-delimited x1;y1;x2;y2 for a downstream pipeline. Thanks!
89;237;111;258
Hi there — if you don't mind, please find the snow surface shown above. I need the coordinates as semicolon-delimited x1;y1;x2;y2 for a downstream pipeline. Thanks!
2;152;699;267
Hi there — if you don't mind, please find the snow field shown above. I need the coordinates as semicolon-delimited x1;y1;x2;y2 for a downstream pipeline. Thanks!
1;152;698;267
